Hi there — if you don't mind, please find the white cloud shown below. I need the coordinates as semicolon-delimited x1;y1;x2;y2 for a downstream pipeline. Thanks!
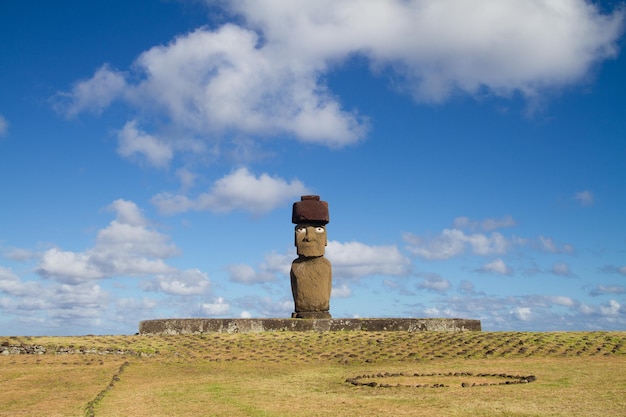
453;215;516;231
152;167;310;215
0;267;22;294
551;262;574;277
537;236;575;254
403;229;466;260
228;264;257;284
600;299;621;316
590;285;626;297
37;248;105;283
229;0;624;102
34;199;210;296
417;273;451;293
0;274;110;329
331;283;352;298
117;121;174;168
62;25;366;149
0;114;8;136
478;258;512;276
142;269;210;296
547;296;576;307
228;250;292;285
326;240;411;279
513;307;532;321
260;251;293;276
539;236;559;252
176;168;197;191
58;1;624;166
404;228;508;260
200;297;230;316
574;190;594;206
228;264;270;284
59;64;127;117
237;297;293;317
107;199;148;227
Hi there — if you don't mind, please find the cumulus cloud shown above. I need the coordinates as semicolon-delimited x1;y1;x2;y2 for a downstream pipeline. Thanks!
537;236;574;254
57;64;127;117
574;190;594;206
228;0;624;102
326;240;411;280
60;25;366;150
38;249;106;283
0;114;8;136
141;269;210;296
227;250;292;285
0;267;22;295
512;307;532;321
551;262;575;277
1;247;37;262
589;284;626;297
0;271;110;331
453;215;516;232
403;228;509;260
600;299;622;316
547;295;576;307
404;222;577;262
200;297;230;316
331;283;352;298
35;199;209;295
409;292;626;331
417;273;451;293
117;121;174;168
152;167;310;215
478;258;512;276
228;264;260;284
226;263;275;285
57;0;624;166
459;280;478;295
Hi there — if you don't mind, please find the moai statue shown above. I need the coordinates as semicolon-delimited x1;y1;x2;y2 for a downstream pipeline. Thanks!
290;195;332;319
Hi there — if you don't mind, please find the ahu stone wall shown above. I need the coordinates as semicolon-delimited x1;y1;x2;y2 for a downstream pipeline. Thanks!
139;318;482;335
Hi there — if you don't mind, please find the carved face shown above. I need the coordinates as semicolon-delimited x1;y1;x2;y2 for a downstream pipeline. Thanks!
294;223;327;257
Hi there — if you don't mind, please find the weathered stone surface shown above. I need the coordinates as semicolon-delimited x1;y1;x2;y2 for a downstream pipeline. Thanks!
138;318;482;334
292;311;332;319
291;256;331;313
292;195;329;224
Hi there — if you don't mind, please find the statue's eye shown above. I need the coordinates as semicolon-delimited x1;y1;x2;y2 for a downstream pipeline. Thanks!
315;227;325;233
296;228;306;233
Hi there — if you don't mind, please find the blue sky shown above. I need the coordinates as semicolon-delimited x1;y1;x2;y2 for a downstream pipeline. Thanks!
1;0;625;335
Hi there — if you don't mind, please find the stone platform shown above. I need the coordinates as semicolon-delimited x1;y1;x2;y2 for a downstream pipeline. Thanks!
139;318;481;335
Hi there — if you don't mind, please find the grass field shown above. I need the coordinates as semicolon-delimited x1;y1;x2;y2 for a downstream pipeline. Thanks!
1;331;625;416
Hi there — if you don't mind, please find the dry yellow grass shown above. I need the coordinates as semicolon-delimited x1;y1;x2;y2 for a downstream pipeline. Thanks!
1;331;625;416
92;356;626;417
0;355;127;417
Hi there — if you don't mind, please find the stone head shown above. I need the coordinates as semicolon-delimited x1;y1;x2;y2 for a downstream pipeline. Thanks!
292;195;329;258
294;223;327;257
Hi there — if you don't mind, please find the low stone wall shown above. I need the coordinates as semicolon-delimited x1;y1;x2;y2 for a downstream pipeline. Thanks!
139;318;481;335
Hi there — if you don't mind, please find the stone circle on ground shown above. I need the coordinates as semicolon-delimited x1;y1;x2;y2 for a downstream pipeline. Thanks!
345;371;536;388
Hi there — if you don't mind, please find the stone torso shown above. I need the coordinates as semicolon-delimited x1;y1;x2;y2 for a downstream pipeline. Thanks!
290;256;332;316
